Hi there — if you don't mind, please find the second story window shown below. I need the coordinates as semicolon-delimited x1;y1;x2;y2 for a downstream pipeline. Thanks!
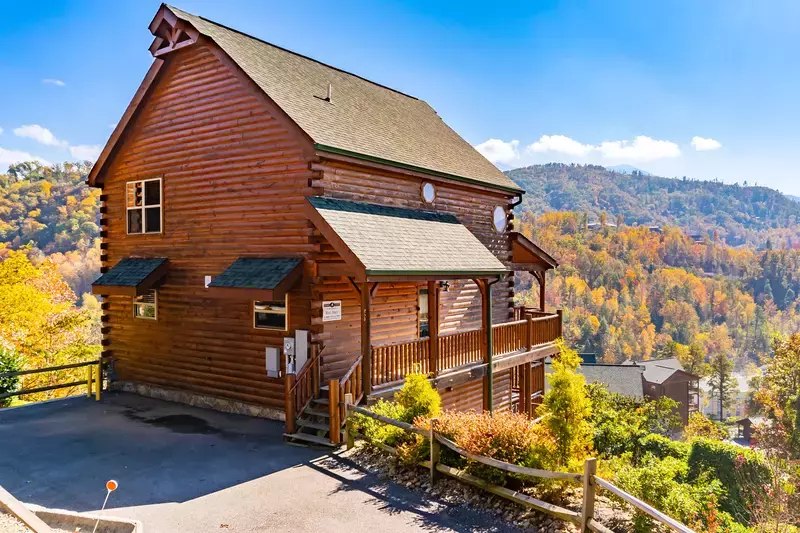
127;178;162;234
418;288;429;338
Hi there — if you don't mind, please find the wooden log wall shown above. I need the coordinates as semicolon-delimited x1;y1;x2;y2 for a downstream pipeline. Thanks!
99;44;315;409
440;369;512;413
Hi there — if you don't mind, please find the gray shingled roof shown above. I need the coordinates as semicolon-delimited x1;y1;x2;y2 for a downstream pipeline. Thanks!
93;258;167;287
307;196;507;276
545;362;644;399
640;358;684;384
209;257;302;289
166;6;521;193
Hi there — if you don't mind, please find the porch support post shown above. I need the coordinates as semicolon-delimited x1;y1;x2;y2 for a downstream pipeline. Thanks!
360;281;372;397
476;278;495;413
537;271;546;312
427;280;439;376
523;362;533;417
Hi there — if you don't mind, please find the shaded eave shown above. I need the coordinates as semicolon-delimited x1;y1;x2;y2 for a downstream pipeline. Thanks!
510;232;559;271
91;258;169;297
207;257;304;300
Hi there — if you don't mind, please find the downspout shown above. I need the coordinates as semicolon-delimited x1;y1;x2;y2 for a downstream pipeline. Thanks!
486;274;505;413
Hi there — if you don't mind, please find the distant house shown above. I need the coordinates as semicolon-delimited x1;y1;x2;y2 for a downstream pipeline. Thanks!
640;358;700;426
587;222;617;231
546;359;644;400
701;372;750;420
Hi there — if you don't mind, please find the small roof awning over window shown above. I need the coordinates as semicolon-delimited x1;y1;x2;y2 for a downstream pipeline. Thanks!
510;232;558;272
208;257;303;300
92;257;169;296
304;196;508;281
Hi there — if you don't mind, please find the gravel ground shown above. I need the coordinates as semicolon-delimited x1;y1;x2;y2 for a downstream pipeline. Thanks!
0;509;31;533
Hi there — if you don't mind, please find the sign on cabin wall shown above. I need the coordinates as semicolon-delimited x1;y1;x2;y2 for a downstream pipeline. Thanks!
322;300;342;322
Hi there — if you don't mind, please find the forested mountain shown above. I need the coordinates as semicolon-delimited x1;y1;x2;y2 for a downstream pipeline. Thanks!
0;161;100;296
515;211;800;368
507;163;800;247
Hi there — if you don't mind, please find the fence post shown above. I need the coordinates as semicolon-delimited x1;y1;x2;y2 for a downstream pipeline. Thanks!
95;359;102;401
581;457;597;532
344;393;354;450
86;365;93;398
329;379;341;445
429;418;440;486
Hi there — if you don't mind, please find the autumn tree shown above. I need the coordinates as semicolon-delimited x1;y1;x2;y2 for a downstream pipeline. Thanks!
707;349;735;420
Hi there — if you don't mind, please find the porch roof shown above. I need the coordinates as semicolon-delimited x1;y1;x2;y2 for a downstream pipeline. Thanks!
92;257;169;297
208;257;303;300
304;196;508;281
510;232;558;271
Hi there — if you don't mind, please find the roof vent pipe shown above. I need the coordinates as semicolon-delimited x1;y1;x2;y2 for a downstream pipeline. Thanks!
326;83;332;102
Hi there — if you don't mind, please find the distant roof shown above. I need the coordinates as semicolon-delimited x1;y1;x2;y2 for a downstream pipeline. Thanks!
305;196;507;277
640;358;697;384
163;6;520;194
546;362;644;399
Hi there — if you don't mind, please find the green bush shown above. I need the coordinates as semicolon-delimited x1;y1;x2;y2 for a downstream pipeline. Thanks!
687;438;771;523
614;454;725;532
638;434;690;462
352;399;409;447
0;348;22;407
394;372;441;422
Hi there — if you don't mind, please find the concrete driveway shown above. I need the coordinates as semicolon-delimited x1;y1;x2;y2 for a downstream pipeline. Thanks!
0;392;519;532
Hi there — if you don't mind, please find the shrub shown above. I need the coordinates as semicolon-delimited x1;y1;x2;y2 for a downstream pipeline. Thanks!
685;412;728;441
352;399;409;447
416;409;550;486
687;438;771;523
537;340;594;466
614;454;725;533
0;348;22;407
638;434;690;462
394;372;441;422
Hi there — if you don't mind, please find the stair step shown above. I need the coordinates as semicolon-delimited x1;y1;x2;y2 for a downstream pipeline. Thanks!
297;419;330;431
283;432;336;447
313;397;329;405
303;407;329;418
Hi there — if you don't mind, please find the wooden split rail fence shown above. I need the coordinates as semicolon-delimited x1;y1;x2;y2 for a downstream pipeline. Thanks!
0;359;103;403
343;398;696;533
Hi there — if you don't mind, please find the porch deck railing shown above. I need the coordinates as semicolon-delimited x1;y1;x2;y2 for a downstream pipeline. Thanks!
370;311;562;390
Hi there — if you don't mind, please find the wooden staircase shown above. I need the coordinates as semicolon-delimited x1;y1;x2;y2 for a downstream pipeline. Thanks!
283;350;364;447
283;385;341;447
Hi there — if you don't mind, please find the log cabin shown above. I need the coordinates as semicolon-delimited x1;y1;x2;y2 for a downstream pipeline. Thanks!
89;4;562;445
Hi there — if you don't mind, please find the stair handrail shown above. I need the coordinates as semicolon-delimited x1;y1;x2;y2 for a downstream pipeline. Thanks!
339;354;363;387
285;343;324;434
289;343;323;397
329;355;364;445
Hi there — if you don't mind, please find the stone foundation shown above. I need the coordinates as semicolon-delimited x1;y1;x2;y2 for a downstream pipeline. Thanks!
111;380;285;421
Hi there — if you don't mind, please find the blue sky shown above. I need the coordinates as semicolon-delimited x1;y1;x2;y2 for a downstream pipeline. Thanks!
2;0;800;194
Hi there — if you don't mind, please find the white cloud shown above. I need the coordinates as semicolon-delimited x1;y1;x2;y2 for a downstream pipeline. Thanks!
0;147;50;167
598;136;681;161
474;138;520;165
42;78;65;87
13;124;68;147
529;135;595;157
691;136;722;151
69;144;102;161
526;134;680;162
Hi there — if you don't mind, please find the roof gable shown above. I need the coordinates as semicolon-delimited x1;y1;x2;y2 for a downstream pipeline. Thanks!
158;5;520;193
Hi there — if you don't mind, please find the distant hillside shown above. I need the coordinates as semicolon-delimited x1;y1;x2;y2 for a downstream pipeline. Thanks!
605;164;651;176
787;194;800;203
507;163;800;246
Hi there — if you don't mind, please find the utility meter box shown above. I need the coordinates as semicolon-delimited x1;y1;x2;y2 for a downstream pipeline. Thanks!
295;330;309;371
265;346;280;378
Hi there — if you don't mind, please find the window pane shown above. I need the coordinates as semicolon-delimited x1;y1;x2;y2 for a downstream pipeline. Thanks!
145;207;161;233
128;209;143;234
134;304;156;319
144;180;161;206
135;290;156;304
493;206;507;233
255;311;286;329
419;321;430;338
126;182;139;208
418;291;429;321
254;300;287;329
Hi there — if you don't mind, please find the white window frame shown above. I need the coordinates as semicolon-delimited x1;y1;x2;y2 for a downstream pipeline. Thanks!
133;290;158;320
253;295;289;331
126;177;163;235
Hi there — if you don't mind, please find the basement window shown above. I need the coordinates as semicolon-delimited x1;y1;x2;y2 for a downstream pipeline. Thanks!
127;178;162;234
418;288;429;338
254;297;288;331
133;290;157;320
